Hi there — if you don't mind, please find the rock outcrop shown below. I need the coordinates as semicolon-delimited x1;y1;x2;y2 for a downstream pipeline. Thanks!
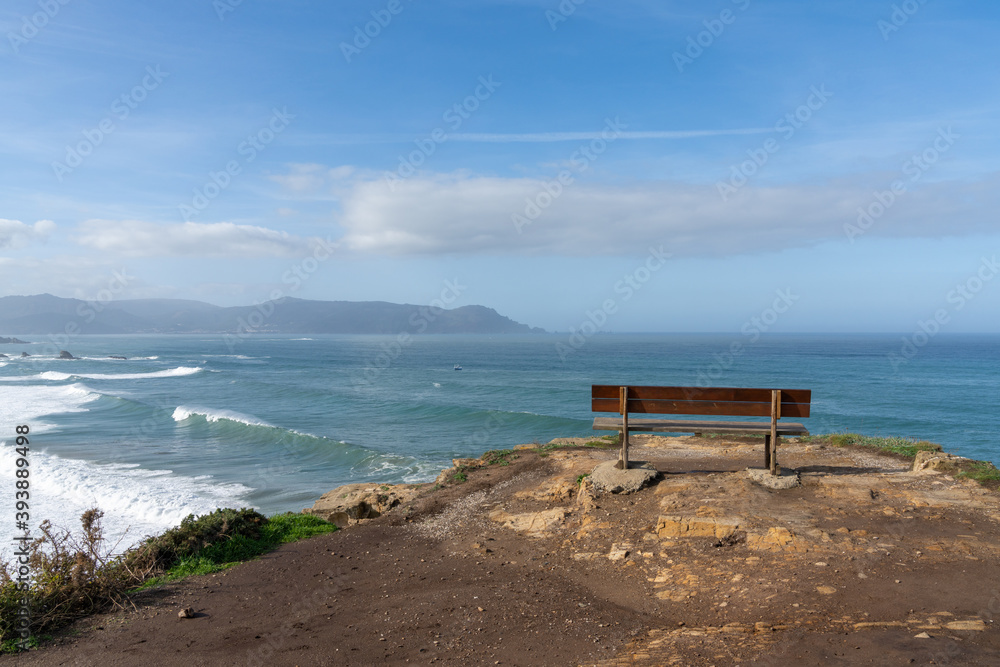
303;482;425;528
58;350;77;359
911;449;967;474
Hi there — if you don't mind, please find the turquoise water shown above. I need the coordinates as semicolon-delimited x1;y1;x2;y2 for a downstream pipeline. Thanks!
1;333;997;551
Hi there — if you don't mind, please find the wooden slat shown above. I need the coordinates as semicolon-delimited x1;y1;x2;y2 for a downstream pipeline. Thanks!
592;385;811;405
592;398;810;418
592;417;809;436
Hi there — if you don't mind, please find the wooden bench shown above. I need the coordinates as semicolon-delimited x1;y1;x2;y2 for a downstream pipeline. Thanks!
592;385;811;475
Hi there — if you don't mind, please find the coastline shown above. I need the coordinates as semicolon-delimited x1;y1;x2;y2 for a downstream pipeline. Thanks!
13;433;1000;665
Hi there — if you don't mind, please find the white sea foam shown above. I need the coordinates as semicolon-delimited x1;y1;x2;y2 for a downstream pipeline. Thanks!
21;366;203;382
0;383;100;432
0;446;253;555
173;406;275;428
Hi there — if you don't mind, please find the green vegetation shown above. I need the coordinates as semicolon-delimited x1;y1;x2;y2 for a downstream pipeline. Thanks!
0;508;336;653
819;433;942;459
576;473;591;486
956;461;1000;486
451;471;468;483
482;448;518;466
541;435;619;453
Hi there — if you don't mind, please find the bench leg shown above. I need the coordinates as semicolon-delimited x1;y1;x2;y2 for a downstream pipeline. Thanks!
764;434;771;471
618;429;630;470
770;435;780;475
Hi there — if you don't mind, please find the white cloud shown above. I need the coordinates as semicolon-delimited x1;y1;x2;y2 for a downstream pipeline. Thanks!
75;220;321;258
268;164;357;195
332;170;1000;257
0;219;55;249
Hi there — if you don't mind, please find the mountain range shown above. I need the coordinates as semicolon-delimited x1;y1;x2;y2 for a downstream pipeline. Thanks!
0;294;544;335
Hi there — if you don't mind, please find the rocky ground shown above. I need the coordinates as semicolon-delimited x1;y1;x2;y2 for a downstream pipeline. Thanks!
12;435;1000;666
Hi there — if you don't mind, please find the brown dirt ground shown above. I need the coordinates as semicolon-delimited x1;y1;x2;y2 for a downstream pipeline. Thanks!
9;436;1000;666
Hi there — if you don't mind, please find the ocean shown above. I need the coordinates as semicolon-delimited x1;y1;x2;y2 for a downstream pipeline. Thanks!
1;333;998;556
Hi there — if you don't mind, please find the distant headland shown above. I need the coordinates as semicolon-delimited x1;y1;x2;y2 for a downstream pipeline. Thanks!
0;294;544;335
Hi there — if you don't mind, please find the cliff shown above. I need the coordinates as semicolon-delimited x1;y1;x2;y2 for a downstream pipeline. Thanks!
16;435;1000;666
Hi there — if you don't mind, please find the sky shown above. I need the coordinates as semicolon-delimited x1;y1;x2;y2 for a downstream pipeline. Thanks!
1;0;999;333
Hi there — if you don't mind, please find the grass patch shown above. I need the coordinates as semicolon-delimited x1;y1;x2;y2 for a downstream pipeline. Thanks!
576;473;591;486
956;461;1000;487
451;471;468;483
1;509;336;652
822;433;942;459
482;449;518;466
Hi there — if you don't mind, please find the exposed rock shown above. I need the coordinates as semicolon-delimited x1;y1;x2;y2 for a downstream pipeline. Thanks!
178;607;195;619
303;482;425;527
656;515;740;540
58;350;77;359
109;355;128;360
945;619;986;631
607;543;631;561
0;337;28;344
488;508;569;536
20;352;30;357
746;526;808;552
0;353;7;359
589;460;660;495
433;458;485;485
912;450;967;475
745;467;801;489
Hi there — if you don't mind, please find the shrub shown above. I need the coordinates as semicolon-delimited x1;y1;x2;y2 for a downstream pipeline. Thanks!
0;508;336;652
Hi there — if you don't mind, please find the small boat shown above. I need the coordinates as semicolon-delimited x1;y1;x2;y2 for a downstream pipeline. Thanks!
454;364;462;371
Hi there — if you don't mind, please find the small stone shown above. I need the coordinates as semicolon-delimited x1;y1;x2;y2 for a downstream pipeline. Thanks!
816;586;837;595
178;607;195;619
915;632;931;639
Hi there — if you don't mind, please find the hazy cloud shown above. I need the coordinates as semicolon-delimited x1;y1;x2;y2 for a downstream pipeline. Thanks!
333;170;1000;257
0;219;55;249
76;220;320;258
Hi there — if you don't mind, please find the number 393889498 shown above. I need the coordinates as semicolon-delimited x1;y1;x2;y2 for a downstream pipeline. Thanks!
14;425;30;528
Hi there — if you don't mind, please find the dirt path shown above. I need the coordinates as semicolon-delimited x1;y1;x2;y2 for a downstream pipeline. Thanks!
11;437;1000;666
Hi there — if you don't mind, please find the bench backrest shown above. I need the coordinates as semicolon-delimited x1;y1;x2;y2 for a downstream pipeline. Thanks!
591;385;811;419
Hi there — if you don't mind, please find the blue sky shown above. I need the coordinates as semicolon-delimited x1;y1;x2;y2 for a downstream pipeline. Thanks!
1;0;998;333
